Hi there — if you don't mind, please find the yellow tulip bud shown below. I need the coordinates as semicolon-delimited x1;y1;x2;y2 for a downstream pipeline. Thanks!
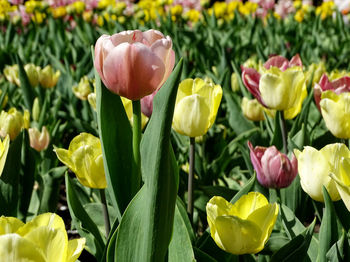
121;97;148;130
206;192;278;255
23;110;30;129
39;65;60;89
24;64;41;88
0;213;85;261
32;97;40;122
320;91;350;139
3;65;20;86
87;92;96;110
72;76;92;100
231;73;240;92
28;126;50;152
259;66;307;119
294;143;349;202
0;135;10;177
54;133;107;189
0;108;25;140
172;78;222;137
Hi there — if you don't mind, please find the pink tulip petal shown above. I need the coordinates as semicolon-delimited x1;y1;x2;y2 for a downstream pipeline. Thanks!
313;84;323;111
141;91;157;117
142;29;165;46
94;35;111;82
248;142;266;183
289;54;303;68
264;55;289;70
241;67;266;106
111;30;143;45
102;42;165;100
332;76;350;91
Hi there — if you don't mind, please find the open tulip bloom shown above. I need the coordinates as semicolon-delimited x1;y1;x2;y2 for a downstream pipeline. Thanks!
206;192;278;255
241;54;307;119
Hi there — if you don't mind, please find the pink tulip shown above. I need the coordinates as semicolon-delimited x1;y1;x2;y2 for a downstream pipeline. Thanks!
314;73;350;110
94;30;175;101
140;90;157;117
241;54;302;106
28;126;50;152
248;142;298;188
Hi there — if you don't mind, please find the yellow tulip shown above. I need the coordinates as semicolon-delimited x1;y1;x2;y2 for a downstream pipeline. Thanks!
0;213;85;262
320;91;350;139
172;78;222;137
241;97;275;121
0;135;9;177
72;76;92;101
24;64;41;88
305;61;326;86
259;66;307;119
3;64;20;86
0;108;25;140
294;143;350;202
39;65;60;89
206;192;278;255
54;133;107;189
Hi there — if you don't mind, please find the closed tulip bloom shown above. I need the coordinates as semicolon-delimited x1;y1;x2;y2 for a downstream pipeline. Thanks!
39;65;60;88
0;135;9;177
28;126;50;152
248;142;298;188
241;54;307;119
0;108;25;140
24;63;40;87
172;78;222;137
206;192;278;255
72;76;93;100
241;97;275;121
0;213;85;262
314;74;350;110
94;29;175;100
54;133;107;189
3;65;20;86
294;143;350;202
320;91;350;139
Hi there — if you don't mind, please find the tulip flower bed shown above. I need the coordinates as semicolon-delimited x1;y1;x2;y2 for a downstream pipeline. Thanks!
2;0;350;261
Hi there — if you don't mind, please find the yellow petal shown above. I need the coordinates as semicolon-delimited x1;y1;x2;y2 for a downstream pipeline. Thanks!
172;94;210;137
206;196;233;230
0;135;10;177
0;234;46;262
330;158;350;211
320;91;350;139
66;238;86;262
213;215;263;254
229;192;269;219
0;216;24;235
54;147;75;172
24;226;67;262
284;81;307;119
17;212;66;236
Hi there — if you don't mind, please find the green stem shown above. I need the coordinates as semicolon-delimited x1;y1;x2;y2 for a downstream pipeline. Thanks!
279;111;288;154
132;100;141;195
188;137;195;224
100;189;110;238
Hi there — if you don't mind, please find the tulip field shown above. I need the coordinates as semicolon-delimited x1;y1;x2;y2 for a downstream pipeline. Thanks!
3;0;350;261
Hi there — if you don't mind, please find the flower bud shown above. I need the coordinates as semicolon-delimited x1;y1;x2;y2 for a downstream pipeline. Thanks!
231;73;240;92
24;63;40;87
248;142;298;188
28;126;50;152
3;65;20;86
32;97;40;122
39;65;60;88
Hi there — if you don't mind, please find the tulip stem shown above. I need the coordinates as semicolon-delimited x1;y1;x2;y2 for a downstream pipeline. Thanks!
100;189;110;238
279;111;288;154
132;100;142;194
188;137;195;224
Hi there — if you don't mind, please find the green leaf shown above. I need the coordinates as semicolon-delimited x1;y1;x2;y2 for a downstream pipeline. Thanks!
271;218;316;262
193;247;217;262
230;174;256;204
0;132;22;216
326;231;350;262
168;199;195;262
318;186;340;262
94;51;133;220
16;55;35;110
65;174;105;260
115;59;183;261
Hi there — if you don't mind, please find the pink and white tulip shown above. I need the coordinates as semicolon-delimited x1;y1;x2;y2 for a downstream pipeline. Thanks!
314;73;350;110
94;30;175;101
28;126;50;152
248;142;298;189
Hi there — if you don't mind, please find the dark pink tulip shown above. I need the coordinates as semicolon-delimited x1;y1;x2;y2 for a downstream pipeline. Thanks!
241;54;302;106
314;73;350;110
248;141;298;189
140;90;157;117
94;30;175;101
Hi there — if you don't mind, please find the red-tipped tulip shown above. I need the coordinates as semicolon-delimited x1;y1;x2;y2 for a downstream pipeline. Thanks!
248;142;298;188
94;29;175;100
314;73;350;110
